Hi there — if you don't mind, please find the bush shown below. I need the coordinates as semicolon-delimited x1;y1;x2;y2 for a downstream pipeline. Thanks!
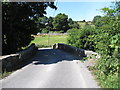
42;28;49;33
67;2;119;88
67;26;96;51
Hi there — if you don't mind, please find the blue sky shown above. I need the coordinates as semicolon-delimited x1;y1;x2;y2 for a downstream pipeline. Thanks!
45;1;114;21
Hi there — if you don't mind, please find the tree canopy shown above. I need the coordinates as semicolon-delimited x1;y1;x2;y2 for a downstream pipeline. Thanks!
92;15;103;27
52;13;69;32
68;18;80;29
36;13;80;33
2;2;57;55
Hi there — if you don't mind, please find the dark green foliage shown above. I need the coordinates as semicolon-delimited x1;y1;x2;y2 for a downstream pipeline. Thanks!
2;2;56;55
92;15;103;27
67;1;120;88
93;3;120;86
83;19;86;22
36;14;79;33
93;2;120;87
67;26;96;51
68;18;80;29
48;17;54;31
37;16;48;30
52;13;69;32
41;28;48;33
37;16;54;33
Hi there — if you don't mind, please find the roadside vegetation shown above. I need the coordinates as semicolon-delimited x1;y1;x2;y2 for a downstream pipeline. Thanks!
2;2;57;55
67;2;119;88
0;71;13;79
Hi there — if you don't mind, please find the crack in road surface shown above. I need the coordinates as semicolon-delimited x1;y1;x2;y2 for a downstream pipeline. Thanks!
0;48;100;88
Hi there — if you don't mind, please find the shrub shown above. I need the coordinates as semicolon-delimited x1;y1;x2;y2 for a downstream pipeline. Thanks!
67;2;119;88
67;26;96;51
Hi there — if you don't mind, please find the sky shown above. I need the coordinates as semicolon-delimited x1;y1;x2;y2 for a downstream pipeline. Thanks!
45;0;115;21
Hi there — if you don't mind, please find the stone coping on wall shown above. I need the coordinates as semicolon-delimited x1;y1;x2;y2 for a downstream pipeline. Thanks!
1;43;38;71
53;43;101;67
53;43;86;57
53;43;100;59
0;54;19;60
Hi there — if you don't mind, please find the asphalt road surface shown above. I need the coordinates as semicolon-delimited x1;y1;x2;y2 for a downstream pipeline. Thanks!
0;48;100;88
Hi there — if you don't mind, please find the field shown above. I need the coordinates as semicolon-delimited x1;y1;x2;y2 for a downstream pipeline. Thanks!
31;34;68;48
77;21;95;28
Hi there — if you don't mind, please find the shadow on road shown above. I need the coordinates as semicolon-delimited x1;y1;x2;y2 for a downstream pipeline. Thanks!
10;49;83;72
32;49;83;65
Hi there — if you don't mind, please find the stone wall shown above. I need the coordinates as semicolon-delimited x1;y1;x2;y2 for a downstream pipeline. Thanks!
84;50;100;59
0;43;38;71
53;43;100;59
53;43;86;57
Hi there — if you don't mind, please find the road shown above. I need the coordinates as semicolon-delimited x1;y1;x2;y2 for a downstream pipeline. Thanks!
0;48;99;88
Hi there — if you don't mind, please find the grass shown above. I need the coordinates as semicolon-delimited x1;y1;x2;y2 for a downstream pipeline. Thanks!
31;34;68;48
77;21;95;28
0;71;13;79
87;65;119;88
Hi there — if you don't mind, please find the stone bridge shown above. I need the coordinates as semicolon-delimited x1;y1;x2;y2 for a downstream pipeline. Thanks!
0;43;100;88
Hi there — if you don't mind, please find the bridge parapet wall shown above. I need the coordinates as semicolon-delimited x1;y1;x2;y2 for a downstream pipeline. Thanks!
53;43;100;59
53;43;86;57
0;43;38;72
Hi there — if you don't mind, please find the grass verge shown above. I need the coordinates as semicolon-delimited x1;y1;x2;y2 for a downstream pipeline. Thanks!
0;71;13;79
88;66;119;88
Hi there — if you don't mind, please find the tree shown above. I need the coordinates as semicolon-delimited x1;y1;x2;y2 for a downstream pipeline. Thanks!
36;16;48;32
83;19;86;22
67;26;96;50
47;16;54;31
52;13;69;32
92;15;103;27
36;16;54;33
2;2;57;55
68;18;80;29
93;2;119;88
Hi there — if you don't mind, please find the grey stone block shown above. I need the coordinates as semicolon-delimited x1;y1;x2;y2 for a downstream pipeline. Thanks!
1;43;38;71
